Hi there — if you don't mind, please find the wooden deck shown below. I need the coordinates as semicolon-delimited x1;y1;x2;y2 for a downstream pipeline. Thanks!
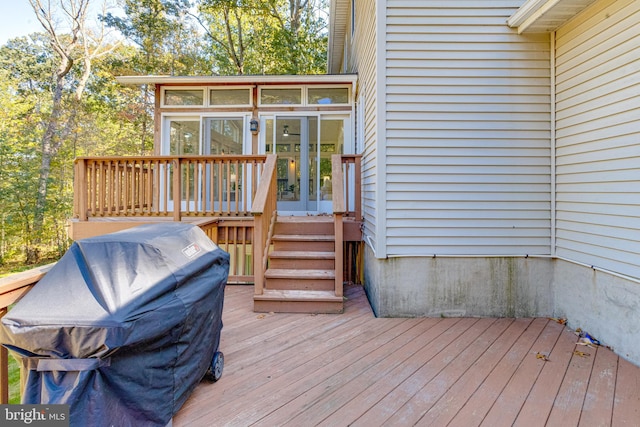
175;285;640;427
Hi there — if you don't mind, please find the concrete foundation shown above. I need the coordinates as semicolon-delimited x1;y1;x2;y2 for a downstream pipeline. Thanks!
363;245;640;365
553;260;640;365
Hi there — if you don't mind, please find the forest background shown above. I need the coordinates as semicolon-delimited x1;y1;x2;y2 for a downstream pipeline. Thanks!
0;0;329;274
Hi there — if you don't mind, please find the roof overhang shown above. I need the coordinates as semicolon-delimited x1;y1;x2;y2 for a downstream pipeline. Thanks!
328;0;349;74
507;0;598;33
116;74;358;86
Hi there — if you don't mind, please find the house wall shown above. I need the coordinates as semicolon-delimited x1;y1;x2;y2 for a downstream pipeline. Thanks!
554;0;640;280
383;1;552;257
359;0;640;366
347;0;381;254
552;0;640;366
362;0;555;323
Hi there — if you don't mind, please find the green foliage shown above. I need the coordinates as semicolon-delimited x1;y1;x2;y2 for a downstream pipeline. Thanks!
0;0;329;268
0;34;151;265
193;0;328;75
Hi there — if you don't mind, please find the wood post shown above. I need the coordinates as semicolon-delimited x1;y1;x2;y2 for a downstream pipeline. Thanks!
172;158;181;221
0;308;7;404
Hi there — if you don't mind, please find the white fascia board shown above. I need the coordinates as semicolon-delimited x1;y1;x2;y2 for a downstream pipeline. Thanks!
507;0;553;28
508;0;595;34
116;75;358;86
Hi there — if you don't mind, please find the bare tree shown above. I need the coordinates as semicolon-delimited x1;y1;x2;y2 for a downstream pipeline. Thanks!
28;0;119;262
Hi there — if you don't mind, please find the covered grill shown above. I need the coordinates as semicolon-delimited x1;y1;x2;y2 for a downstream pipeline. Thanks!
0;223;229;426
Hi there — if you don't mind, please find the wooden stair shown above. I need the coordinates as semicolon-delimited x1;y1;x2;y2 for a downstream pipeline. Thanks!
254;216;344;314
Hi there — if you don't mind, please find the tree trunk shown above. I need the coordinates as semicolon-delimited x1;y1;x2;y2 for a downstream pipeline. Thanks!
31;76;66;263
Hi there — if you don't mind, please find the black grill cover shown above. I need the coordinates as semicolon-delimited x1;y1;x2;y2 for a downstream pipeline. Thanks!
0;223;229;426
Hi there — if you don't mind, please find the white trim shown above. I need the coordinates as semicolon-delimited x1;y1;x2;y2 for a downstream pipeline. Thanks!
507;0;596;34
550;32;557;257
161;86;206;108
307;85;352;106
160;112;253;155
375;0;387;259
257;85;353;107
118;74;358;86
160;114;202;154
507;0;552;28
208;86;254;108
201;114;253;155
258;86;304;107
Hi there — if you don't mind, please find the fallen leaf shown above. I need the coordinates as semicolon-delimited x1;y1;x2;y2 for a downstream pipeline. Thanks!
536;352;550;361
574;350;590;357
549;317;567;325
257;314;266;319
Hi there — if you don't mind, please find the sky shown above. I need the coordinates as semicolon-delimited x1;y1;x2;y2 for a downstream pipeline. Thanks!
0;1;124;46
0;1;42;45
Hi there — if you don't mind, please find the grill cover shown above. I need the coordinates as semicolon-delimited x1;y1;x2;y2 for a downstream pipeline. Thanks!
0;223;229;426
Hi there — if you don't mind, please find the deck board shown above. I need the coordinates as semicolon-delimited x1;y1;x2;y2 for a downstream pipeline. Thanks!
174;285;640;427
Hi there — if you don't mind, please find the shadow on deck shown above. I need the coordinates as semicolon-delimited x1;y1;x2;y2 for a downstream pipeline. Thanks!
175;285;640;426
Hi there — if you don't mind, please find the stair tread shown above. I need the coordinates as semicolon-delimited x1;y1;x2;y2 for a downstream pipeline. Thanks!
265;268;335;279
276;216;333;223
269;251;335;259
272;234;334;241
255;289;343;302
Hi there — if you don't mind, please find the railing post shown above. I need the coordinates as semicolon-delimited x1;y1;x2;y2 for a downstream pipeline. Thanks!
253;214;264;295
334;214;344;297
172;158;181;222
0;308;7;404
354;155;362;220
76;159;88;221
332;155;346;298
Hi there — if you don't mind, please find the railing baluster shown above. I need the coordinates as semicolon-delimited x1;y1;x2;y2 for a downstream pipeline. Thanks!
74;155;268;219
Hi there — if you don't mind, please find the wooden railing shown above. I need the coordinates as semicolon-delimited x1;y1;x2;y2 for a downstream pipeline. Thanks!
332;155;345;298
339;154;362;220
333;154;363;289
0;264;55;404
74;155;267;220
251;155;278;296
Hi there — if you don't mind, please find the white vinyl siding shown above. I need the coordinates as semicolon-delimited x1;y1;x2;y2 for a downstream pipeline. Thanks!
555;0;640;279
384;1;551;256
349;0;379;251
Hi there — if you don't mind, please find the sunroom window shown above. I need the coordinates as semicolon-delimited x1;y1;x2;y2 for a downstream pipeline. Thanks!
260;88;302;105
164;89;204;106
308;87;350;105
209;88;252;106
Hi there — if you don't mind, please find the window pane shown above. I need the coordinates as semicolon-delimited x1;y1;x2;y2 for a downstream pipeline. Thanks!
207;118;244;154
261;88;302;105
210;89;251;106
169;120;200;154
308;88;349;105
164;90;204;106
319;118;343;201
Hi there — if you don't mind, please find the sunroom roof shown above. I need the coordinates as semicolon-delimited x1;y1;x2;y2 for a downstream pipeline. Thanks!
116;74;357;86
507;0;598;33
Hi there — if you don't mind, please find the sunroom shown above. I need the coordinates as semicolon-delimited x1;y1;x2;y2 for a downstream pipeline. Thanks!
69;74;362;313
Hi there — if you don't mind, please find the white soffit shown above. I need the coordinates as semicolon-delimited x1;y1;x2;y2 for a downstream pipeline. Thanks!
507;0;598;33
328;0;349;74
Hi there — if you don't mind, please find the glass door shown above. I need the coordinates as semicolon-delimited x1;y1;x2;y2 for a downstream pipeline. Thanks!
272;117;307;211
203;117;245;211
162;117;201;211
263;115;349;214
